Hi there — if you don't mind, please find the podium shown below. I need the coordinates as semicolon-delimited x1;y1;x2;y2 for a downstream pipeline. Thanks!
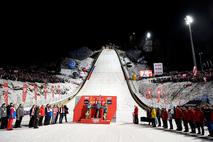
73;96;117;124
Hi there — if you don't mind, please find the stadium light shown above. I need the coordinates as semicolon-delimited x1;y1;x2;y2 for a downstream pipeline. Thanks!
146;32;151;39
184;15;197;67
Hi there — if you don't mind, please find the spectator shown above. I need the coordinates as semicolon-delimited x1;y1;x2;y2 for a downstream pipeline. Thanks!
33;106;40;129
168;109;173;129
151;107;157;127
14;104;24;128
133;105;139;124
156;108;161;127
0;103;7;129
161;108;168;128
64;105;69;123
39;105;45;126
175;106;183;131
29;105;36;128
7;104;15;130
59;105;65;123
182;107;189;132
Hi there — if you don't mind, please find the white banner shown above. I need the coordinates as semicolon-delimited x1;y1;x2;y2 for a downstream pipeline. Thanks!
154;63;163;75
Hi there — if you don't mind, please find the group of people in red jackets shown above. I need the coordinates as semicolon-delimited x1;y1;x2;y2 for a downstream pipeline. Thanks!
146;105;213;137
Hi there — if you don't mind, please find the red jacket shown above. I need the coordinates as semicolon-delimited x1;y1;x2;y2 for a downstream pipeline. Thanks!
188;109;195;121
161;110;168;121
194;110;204;123
175;107;182;119
183;109;190;122
39;106;45;116
133;106;138;116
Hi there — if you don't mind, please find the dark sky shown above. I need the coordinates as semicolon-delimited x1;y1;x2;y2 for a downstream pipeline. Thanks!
1;0;213;70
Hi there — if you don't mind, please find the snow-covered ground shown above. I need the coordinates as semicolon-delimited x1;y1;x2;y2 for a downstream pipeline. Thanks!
66;49;145;123
0;49;212;142
117;50;213;109
0;57;94;109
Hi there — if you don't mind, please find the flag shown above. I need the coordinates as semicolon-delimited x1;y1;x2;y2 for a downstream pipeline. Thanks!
157;88;161;103
22;82;27;103
146;89;152;99
3;82;8;105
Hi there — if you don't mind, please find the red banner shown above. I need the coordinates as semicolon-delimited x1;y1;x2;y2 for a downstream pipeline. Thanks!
22;83;27;103
157;88;161;103
34;83;37;101
51;85;54;99
146;89;152;99
44;82;47;100
3;82;8;105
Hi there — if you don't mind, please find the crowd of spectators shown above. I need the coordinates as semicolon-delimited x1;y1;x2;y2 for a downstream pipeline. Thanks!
0;68;65;83
151;68;213;83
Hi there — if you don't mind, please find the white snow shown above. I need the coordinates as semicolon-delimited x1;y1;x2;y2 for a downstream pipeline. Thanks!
0;58;94;109
0;49;211;142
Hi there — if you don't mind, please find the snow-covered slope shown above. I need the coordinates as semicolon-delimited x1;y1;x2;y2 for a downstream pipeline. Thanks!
67;49;145;123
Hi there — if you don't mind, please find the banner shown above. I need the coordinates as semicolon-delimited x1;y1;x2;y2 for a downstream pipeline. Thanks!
153;63;163;76
51;85;54;99
3;82;9;105
157;88;161;103
146;89;152;99
34;83;37;102
139;70;153;78
22;83;27;103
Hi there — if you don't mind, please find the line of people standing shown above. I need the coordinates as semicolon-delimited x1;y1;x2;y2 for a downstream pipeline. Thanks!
0;103;24;130
29;104;69;129
147;105;213;137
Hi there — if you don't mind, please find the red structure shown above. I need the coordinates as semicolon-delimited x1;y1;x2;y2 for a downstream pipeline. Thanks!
73;96;117;124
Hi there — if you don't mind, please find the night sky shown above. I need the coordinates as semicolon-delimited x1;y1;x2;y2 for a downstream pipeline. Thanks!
1;0;213;71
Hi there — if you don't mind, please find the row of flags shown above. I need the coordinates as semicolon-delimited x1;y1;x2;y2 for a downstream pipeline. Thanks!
145;88;168;104
1;82;61;105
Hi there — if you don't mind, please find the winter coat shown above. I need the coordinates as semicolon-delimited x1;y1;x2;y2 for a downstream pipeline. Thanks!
133;106;138;116
194;110;204;123
0;106;7;118
151;108;157;118
182;109;190;122
188;109;195;121
53;107;59;116
175;107;182;119
161;110;168;121
39;106;45;117
9;107;15;119
16;106;24;120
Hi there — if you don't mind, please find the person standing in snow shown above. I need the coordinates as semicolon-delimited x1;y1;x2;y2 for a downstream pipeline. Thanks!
64;105;68;122
14;104;24;128
0;103;7;129
29;105;36;128
59;105;65;123
7;104;15;130
168;109;173;129
39;105;45;126
133;105;138;124
52;105;59;124
33;106;40;129
151;107;157;127
161;108;168;128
